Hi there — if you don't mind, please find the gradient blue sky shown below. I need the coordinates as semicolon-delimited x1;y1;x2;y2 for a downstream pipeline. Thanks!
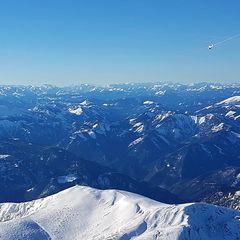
0;0;240;86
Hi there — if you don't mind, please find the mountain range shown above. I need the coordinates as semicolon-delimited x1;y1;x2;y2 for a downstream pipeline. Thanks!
0;82;239;210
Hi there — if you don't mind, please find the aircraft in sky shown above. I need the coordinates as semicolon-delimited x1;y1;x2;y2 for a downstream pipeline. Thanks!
208;44;214;50
208;34;240;50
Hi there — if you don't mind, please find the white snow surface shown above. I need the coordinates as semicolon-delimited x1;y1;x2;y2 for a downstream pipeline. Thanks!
0;155;10;160
217;96;240;105
143;100;154;105
68;107;83;115
57;174;77;184
191;114;214;125
129;137;144;147
132;122;144;133
0;186;240;240
211;123;224;133
80;100;90;106
226;110;236;118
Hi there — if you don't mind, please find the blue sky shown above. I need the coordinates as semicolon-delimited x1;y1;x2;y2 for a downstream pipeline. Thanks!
0;0;240;86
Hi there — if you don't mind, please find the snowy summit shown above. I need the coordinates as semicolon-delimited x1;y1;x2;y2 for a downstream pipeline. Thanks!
0;186;239;240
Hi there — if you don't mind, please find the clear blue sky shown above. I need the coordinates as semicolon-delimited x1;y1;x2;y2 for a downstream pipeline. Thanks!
0;0;239;86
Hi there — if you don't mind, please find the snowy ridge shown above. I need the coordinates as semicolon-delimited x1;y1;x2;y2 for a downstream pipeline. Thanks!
217;96;240;105
68;106;83;115
0;186;240;240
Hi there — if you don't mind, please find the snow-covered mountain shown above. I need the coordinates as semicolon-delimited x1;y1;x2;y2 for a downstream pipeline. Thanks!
0;83;239;210
0;185;240;240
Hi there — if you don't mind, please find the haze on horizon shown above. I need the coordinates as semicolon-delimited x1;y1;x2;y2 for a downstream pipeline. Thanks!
0;0;240;86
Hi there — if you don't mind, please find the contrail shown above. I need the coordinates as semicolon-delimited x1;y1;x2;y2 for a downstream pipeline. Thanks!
213;34;240;46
